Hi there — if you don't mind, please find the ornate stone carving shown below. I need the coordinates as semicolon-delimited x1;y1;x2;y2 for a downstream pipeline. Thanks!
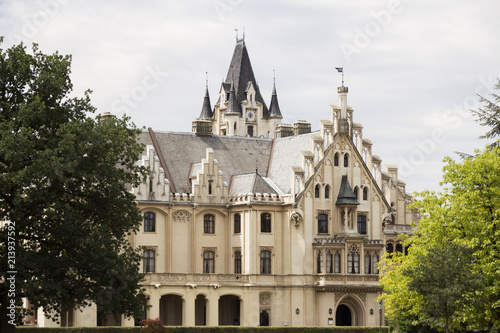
173;210;191;223
291;210;302;228
260;293;271;306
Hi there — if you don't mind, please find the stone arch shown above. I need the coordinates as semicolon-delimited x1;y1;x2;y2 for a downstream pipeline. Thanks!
159;293;183;326
219;294;241;325
335;294;365;326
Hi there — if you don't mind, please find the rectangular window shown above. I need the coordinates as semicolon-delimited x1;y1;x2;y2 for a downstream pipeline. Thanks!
143;250;155;273
234;213;241;234
357;215;367;235
365;253;371;274
261;213;271;233
204;214;215;234
144;212;156;232
234;251;241;274
318;214;328;234
317;252;323;273
348;250;360;274
260;250;271;274
334;252;341;273
373;253;379;274
203;251;215;273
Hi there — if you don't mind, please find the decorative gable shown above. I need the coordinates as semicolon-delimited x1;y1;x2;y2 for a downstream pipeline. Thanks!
133;145;170;202
191;148;229;203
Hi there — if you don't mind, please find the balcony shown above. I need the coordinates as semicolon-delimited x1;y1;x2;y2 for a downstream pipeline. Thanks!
383;223;414;235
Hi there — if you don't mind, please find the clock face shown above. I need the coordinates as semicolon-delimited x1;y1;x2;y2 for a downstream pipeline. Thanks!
246;111;255;121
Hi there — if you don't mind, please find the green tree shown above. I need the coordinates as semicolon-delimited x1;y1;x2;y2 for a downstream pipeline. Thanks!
381;144;500;332
0;41;147;332
473;78;500;142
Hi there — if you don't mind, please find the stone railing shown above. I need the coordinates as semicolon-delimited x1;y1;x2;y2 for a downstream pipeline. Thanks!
143;273;250;286
317;274;379;285
384;224;414;234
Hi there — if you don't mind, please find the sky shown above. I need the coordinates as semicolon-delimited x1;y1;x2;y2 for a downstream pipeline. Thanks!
1;0;499;194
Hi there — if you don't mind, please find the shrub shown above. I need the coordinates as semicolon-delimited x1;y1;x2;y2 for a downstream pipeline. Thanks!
140;318;166;333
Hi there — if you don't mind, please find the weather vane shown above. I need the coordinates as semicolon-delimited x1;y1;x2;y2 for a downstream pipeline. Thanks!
335;67;344;87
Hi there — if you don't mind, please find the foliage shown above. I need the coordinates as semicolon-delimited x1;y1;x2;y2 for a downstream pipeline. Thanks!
0;40;148;331
140;318;166;333
381;143;500;332
473;78;500;142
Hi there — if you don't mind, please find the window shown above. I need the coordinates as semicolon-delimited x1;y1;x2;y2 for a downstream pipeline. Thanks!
318;214;328;234
334;153;339;166
144;212;156;232
386;243;394;257
203;251;215;273
325;185;330;199
334;251;341;273
234;251;241;274
234;213;241;234
372;253;379;274
344;153;349;167
260;250;271;274
261;213;271;233
363;187;368;200
315;184;320;198
357;215;367;234
143;249;155;273
365;253;371;274
396;243;403;253
317;252;323;273
149;179;153;193
204;214;215;234
326;252;333;273
347;249;360;274
247;126;253;137
354;187;359;200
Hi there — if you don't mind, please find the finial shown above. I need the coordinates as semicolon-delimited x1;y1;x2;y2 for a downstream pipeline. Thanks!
243;26;245;41
273;69;276;84
206;72;208;87
335;67;344;87
235;28;238;41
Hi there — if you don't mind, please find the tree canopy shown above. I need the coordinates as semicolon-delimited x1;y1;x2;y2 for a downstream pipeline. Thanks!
0;40;147;332
381;144;500;332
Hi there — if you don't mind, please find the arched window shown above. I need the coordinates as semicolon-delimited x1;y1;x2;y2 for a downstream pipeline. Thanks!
144;212;156;232
326;252;333;273
347;249;360;274
234;122;237;131
315;184;320;198
386;243;394;257
204;214;215;234
261;213;271;233
354;187;359;200
203;251;215;273
357;215;367;234
396;243;403;253
234;251;241;274
334;251;341;273
372;253;379;274
334;153;339;166
208;182;213;195
318;213;328;234
344;153;349;167
365;253;372;274
325;185;330;199
363;187;368;200
317;252;323;274
260;250;271;274
143;249;155;273
234;213;241;234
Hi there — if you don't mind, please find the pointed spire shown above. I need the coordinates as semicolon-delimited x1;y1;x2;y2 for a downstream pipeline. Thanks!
338;86;349;134
225;79;239;115
224;38;268;115
268;70;282;118
335;175;359;206
199;72;213;119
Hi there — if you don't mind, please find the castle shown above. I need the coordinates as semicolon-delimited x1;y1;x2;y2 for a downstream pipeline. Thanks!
32;37;417;327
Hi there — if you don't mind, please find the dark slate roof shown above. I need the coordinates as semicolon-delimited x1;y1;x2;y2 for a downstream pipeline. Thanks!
225;81;239;115
268;83;283;118
224;39;268;115
335;175;360;206
198;85;213;119
146;130;273;194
